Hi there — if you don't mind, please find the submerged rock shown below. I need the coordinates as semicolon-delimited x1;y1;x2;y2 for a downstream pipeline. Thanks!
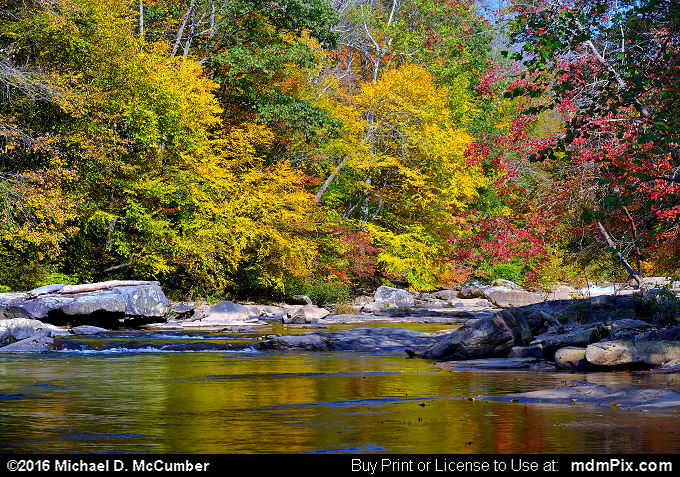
255;327;443;352
485;383;680;411
435;357;546;370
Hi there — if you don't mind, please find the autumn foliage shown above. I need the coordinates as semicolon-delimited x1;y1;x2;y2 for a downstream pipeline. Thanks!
1;0;678;297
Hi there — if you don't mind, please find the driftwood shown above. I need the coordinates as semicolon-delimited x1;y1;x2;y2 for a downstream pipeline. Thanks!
57;280;159;295
532;311;564;334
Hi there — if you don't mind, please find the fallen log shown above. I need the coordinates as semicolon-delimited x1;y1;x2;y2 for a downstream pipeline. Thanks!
57;280;160;294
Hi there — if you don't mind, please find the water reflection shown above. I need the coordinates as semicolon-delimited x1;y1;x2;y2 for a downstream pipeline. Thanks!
0;330;679;453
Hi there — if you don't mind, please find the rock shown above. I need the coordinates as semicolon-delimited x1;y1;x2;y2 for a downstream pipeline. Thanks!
482;287;544;308
0;318;67;345
0;335;58;352
26;284;66;297
419;309;532;361
256;327;443;352
630;276;680;289
435;357;546;370
186;300;269;326
374;286;415;307
283;308;307;324
424;289;459;301
0;283;171;328
608;318;655;339
530;323;610;360
327;327;442;350
69;325;108;335
486;383;680;410
554;347;589;370
636;325;680;341
458;280;486;299
491;279;524;291
299;305;330;321
256;333;332;350
508;345;544;359
353;295;374;306
585;340;680;368
287;295;313;306
170;302;195;318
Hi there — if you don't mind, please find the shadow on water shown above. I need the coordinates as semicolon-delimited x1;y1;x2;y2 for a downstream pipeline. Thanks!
0;325;679;454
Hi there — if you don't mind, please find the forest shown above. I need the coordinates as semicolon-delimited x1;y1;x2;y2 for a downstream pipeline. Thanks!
0;0;678;301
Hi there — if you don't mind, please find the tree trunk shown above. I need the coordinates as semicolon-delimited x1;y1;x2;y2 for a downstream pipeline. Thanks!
596;220;644;289
315;157;347;203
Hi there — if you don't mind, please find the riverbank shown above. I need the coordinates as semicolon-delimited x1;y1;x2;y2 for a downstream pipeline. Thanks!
2;279;680;413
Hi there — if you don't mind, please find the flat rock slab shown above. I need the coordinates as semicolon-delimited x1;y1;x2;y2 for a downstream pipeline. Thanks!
255;327;444;351
0;335;58;353
0;283;171;328
484;384;680;411
435;357;548;370
585;340;680;367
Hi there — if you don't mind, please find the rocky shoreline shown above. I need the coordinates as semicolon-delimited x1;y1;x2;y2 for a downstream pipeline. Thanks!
2;278;680;373
3;278;680;411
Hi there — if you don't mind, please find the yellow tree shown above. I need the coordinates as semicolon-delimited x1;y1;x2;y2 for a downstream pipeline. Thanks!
316;63;488;290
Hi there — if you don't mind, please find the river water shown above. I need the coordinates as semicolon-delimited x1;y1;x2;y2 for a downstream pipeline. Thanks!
1;324;680;454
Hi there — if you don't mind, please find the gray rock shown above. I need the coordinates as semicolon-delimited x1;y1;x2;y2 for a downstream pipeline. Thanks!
0;318;66;345
26;284;66;297
424;289;460;301
283;308;307;324
170;302;195;317
531;323;610;360
353;295;374;306
374;286;415;307
482;287;544;308
636;325;680;341
554;347;589;370
0;283;170;328
69;325;108;335
287;295;313;306
486;383;680;410
491;279;524;291
435;357;545;370
508;345;544;359
256;333;332;350
419;309;532;361
608;319;655;339
256;327;442;352
458;280;486;299
585;340;680;368
0;335;57;352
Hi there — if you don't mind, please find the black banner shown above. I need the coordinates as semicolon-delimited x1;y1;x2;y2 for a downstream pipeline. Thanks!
1;454;679;475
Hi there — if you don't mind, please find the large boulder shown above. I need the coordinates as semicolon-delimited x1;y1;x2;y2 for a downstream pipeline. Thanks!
374;286;415;307
0;318;68;345
482;287;544;308
419;309;532;361
530;322;609;360
554;347;589;371
0;281;171;328
585;340;680;368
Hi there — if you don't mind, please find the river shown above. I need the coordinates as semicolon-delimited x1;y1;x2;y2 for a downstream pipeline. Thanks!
1;324;679;454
